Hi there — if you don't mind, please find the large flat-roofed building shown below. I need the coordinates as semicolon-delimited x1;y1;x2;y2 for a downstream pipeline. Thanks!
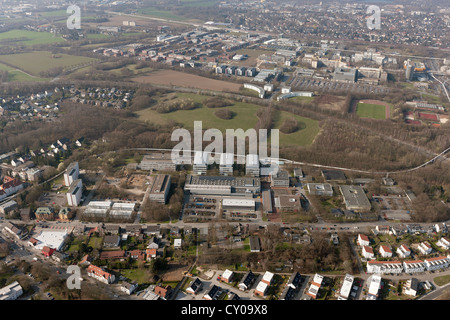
83;201;112;218
270;170;289;187
33;230;68;251
306;183;333;196
109;202;136;220
64;162;79;187
149;174;171;203
67;179;82;206
245;154;260;177
262;190;273;214
275;195;302;212
219;153;234;176
139;153;178;171
184;174;260;195
339;185;371;212
333;67;357;83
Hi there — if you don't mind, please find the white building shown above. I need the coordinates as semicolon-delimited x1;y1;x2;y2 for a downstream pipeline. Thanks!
254;281;268;297
67;179;82;206
379;245;393;258
0;281;23;300
357;234;370;247
404;278;419;297
424;256;449;271
63;162;79;187
403;260;426;274
396;244;411;258
261;271;274;285
418;241;433;255
436;237;450;250
366;274;381;300
306;273;323;299
219;152;234;176
87;265;115;284
338;274;354;300
362;246;375;259
366;261;403;274
193;151;208;175
245;154;260;177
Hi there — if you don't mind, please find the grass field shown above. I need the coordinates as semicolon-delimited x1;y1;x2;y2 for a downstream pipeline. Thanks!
136;93;319;147
0;51;97;76
0;62;49;82
0;29;64;47
356;102;386;119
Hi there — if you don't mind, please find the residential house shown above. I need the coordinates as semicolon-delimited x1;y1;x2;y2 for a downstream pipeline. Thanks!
362;246;375;259
357;234;370;247
403;278;419;297
286;272;302;290
436;237;450;250
35;207;55;221
379;245;393;258
146;248;157;260
338;274;354;300
154;285;172;300
254;281;268;297
186;278;203;295
203;285;220;300
424;256;449;271
4;222;22;239
396;244;411;258
366;274;381;300
403;260;426;274
375;225;390;234
220;269;234;283
418;241;433;255
87;265;115;284
239;271;256;291
103;235;121;248
366;261;403;274
306;273;324;299
121;281;138;295
261;271;274;285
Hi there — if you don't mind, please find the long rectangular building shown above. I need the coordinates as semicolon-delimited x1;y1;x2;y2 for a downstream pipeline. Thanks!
184;174;260;195
149;174;171;203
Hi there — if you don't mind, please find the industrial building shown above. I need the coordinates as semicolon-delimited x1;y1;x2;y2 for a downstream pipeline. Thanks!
149;174;172;203
67;179;82;207
339;185;371;212
64;162;79;187
184;174;260;196
222;198;255;211
333;67;357;83
139;153;178;171
262;190;273;214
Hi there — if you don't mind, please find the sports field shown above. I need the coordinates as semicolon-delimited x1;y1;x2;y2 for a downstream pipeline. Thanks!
0;51;97;76
136;93;319;147
356;102;387;119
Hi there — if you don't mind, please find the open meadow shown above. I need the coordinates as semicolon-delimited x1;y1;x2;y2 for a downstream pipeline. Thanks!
136;92;320;147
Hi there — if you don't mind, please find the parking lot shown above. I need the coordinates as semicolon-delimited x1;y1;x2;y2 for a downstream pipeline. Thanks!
287;74;390;95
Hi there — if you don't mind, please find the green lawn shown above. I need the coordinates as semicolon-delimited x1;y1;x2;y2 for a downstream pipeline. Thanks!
0;29;64;47
0;51;97;76
121;268;152;284
434;275;450;286
356;103;386;119
136;93;319;147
